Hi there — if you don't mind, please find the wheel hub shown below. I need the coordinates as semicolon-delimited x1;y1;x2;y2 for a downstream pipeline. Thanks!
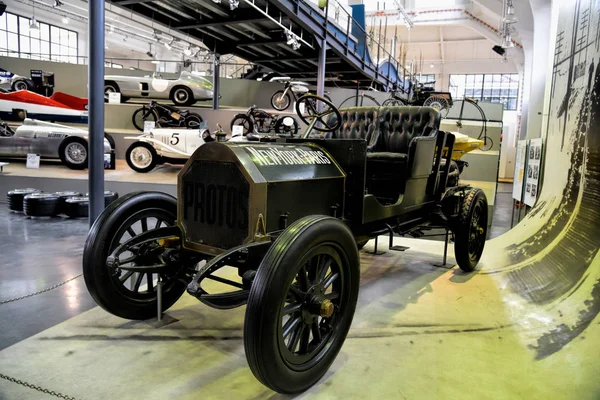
301;285;335;323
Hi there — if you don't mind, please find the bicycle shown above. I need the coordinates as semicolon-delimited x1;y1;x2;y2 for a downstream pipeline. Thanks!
338;91;381;108
454;98;493;151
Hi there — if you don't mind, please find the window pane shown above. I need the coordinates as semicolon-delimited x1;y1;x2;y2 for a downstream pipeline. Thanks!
51;26;59;43
0;31;6;51
0;14;6;31
60;29;68;45
19;17;30;36
7;14;17;33
41;40;49;56
30;38;40;54
19;36;29;54
40;23;50;41
51;42;59;56
68;47;76;56
68;31;76;48
7;32;18;52
60;44;68;56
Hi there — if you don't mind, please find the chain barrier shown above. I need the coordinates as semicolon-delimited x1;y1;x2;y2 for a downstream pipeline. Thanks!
0;274;83;305
0;373;77;399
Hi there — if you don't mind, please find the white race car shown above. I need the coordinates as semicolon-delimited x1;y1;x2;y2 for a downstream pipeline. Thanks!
0;119;113;169
125;127;208;173
104;71;214;106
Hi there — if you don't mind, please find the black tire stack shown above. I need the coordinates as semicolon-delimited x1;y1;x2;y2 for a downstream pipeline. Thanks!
7;189;41;212
5;189;119;219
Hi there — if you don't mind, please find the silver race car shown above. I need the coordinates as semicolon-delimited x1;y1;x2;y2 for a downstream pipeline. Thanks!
0;119;113;169
104;71;214;106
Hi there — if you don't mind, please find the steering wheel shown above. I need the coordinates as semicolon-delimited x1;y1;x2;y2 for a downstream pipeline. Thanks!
295;94;341;134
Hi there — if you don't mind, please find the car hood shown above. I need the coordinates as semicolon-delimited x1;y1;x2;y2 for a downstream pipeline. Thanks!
23;118;88;133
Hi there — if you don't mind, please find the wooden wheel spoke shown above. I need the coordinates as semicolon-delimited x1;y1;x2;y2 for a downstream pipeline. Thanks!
154;219;162;229
146;273;154;292
141;218;148;232
132;273;144;292
311;320;322;343
316;257;332;284
283;302;303;315
298;265;309;291
322;272;339;290
126;227;136;238
299;324;310;354
325;292;339;300
288;323;305;352
289;285;307;300
119;270;134;283
283;316;301;339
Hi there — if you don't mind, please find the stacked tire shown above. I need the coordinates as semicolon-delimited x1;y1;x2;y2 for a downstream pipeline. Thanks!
7;188;40;212
5;189;119;219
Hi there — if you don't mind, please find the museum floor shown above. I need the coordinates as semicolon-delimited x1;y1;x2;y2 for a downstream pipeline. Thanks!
0;184;598;399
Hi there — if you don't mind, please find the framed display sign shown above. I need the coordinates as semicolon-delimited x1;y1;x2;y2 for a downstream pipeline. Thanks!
26;153;40;169
108;92;121;104
143;120;156;133
231;125;244;137
524;138;543;206
512;140;528;201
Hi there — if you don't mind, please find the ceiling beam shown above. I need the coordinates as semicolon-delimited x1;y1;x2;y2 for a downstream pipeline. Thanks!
178;16;270;29
439;26;445;64
114;0;155;6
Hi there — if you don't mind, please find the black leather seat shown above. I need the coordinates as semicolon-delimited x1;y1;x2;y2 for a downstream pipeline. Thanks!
326;107;379;151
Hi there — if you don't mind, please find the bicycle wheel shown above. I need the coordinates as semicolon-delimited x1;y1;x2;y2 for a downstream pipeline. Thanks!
480;137;494;151
338;94;381;109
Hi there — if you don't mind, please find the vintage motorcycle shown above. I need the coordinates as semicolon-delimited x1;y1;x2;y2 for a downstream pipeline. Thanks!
230;105;299;136
131;100;203;132
270;79;332;111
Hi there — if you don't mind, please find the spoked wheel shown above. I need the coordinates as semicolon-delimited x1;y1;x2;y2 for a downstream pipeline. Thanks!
295;94;342;134
83;192;193;320
184;113;203;129
230;114;254;135
480;137;494;151
132;107;158;131
453;188;488;272
271;90;291;111
338;93;381;108
244;215;360;394
423;95;450;117
382;98;407;106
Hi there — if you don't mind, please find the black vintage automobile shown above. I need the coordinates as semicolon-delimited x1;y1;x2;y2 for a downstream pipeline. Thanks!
83;95;487;394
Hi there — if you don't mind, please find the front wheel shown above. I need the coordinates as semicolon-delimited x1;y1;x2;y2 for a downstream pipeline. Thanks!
132;107;158;131
126;142;158;173
453;188;488;272
59;137;88;169
244;215;360;394
271;91;291;110
230;114;254;135
83;192;189;320
171;86;194;106
382;98;407;107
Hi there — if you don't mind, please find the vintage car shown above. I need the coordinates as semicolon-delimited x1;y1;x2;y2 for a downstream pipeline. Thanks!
104;71;214;106
124;126;208;173
83;95;488;394
0;118;113;169
0;68;55;95
0;90;88;123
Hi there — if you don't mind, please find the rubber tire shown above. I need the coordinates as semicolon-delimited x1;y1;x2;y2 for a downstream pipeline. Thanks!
12;79;31;91
54;191;82;214
271;90;291;111
184;113;203;129
171;86;194;106
230;114;254;135
23;193;61;217
126;142;158;173
58;137;88;170
104;82;120;101
7;188;40;212
132;108;158;132
83;191;187;320
453;188;488;272
104;132;116;150
274;116;299;136
244;215;360;394
63;196;89;218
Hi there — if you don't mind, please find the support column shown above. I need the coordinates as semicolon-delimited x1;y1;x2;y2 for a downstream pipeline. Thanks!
87;0;105;226
316;40;326;98
212;54;220;110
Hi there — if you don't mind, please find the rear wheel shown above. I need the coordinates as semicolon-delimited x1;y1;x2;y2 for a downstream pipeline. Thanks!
382;98;407;107
126;142;158;173
12;79;31;91
83;192;188;320
104;82;120;101
244;215;360;394
59;137;88;169
271;90;291;110
453;188;488;272
274;116;299;136
132;107;158;131
230;114;254;135
184;113;203;129
171;86;194;106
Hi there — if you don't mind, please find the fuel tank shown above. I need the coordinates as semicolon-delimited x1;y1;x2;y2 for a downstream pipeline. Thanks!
177;141;346;255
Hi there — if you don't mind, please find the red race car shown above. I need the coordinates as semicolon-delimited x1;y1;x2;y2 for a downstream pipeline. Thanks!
0;90;88;123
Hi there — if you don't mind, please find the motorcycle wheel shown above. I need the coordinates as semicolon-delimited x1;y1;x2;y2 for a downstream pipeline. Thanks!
271;91;291;111
132;107;159;132
184;113;204;129
230;114;254;135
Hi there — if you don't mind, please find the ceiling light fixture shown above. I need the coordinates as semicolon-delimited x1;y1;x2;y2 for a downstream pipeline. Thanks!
53;0;64;8
165;38;173;50
184;45;192;56
502;26;514;48
212;0;221;3
151;59;160;64
62;15;69;24
29;16;39;33
503;0;518;24
285;29;301;50
228;0;239;10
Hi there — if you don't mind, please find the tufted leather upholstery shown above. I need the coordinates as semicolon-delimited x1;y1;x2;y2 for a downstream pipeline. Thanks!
375;106;440;154
326;107;380;152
